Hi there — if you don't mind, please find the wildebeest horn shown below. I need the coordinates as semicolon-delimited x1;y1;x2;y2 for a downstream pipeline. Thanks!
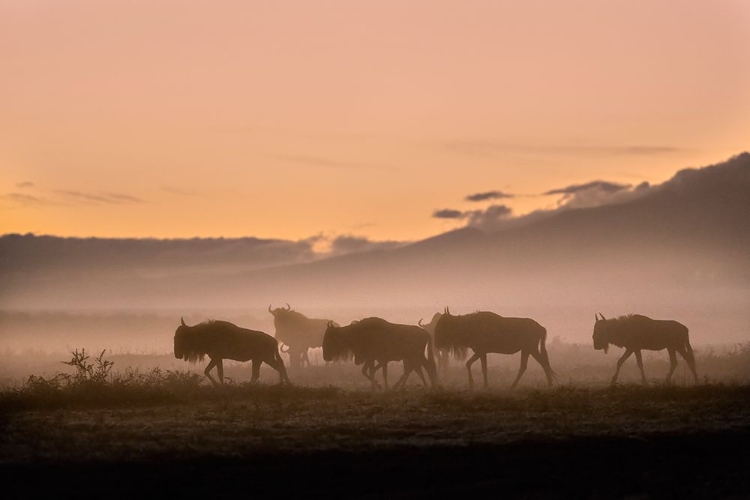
268;304;274;313
285;303;291;311
598;313;607;321
180;317;186;327
444;306;451;315
327;320;334;328
595;314;599;322
418;318;424;327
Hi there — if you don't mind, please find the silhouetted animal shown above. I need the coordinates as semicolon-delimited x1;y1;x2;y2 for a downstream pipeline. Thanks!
174;318;289;386
434;308;554;389
419;313;450;376
322;317;439;390
593;313;698;385
268;304;338;369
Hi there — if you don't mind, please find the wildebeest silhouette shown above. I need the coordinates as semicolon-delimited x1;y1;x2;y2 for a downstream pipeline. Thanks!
268;304;338;369
418;313;450;376
593;313;698;385
174;318;290;386
434;308;554;389
322;317;439;390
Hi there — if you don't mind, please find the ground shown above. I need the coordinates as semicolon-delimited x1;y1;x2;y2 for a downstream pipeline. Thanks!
2;384;749;498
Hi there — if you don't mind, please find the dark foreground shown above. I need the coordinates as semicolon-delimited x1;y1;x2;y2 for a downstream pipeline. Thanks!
2;385;749;498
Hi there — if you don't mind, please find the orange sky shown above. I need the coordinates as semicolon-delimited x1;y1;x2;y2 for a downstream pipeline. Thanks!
1;1;748;242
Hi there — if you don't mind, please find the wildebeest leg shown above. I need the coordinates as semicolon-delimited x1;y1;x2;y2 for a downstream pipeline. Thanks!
362;360;380;390
439;351;449;377
465;352;481;389
634;350;646;385
269;351;290;385
678;343;699;383
414;365;428;388
666;348;678;384
480;354;489;388
250;359;261;384
612;349;633;384
204;358;220;387
530;349;554;388
393;362;414;391
423;356;439;389
382;362;389;390
511;352;529;389
216;359;224;385
301;349;311;368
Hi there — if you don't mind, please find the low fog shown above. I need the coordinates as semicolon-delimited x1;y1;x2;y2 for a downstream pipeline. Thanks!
1;153;749;354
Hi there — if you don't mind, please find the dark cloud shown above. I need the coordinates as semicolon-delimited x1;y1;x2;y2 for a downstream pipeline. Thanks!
57;190;145;205
544;181;631;196
465;205;513;231
465;190;515;202
432;209;465;219
432;205;513;231
542;180;654;210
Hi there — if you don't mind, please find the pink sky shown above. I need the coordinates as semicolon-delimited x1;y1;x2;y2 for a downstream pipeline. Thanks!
1;0;748;242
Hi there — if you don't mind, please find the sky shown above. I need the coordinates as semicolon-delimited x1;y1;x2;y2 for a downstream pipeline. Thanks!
1;0;749;243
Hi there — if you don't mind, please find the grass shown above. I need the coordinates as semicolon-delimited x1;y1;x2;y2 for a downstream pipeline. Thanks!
2;349;749;497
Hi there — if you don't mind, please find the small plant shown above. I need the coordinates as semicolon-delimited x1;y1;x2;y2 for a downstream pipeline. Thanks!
62;348;114;384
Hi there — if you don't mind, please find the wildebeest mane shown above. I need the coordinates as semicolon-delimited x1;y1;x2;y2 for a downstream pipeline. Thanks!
175;320;223;363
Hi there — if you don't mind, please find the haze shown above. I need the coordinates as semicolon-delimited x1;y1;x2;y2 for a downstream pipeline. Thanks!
1;1;749;353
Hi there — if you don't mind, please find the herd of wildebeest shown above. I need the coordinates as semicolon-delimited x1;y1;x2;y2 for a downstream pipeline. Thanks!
173;305;700;389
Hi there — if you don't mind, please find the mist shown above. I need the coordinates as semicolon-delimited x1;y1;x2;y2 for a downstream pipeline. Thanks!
1;153;748;354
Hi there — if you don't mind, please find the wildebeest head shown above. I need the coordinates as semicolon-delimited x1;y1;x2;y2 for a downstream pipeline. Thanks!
268;303;292;317
174;317;191;360
322;321;347;362
592;313;611;353
433;308;469;359
418;312;443;335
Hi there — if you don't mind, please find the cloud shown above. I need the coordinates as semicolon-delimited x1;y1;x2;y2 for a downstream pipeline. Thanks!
57;190;145;205
271;154;392;171
305;233;405;255
431;175;658;233
465;190;515;202
16;182;34;188
431;205;513;232
465;205;513;231
432;209;465;219
544;181;631;196
0;193;54;207
543;180;652;210
445;141;682;158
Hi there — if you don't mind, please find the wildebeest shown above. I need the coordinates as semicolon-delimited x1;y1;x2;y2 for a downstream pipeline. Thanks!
322;317;439;390
268;304;338;369
592;313;698;385
434;308;554;389
418;313;450;376
174;318;290;386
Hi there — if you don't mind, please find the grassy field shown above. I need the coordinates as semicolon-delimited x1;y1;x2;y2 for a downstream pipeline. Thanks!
2;350;750;498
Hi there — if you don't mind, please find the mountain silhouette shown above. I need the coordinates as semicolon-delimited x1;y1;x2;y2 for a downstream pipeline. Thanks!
1;153;748;312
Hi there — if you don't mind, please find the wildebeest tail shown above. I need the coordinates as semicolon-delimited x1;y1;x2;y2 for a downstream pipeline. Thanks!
426;335;435;365
425;335;440;387
274;344;290;384
683;331;697;368
539;327;557;380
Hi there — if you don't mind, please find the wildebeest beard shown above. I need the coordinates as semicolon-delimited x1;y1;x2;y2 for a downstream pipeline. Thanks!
174;321;218;363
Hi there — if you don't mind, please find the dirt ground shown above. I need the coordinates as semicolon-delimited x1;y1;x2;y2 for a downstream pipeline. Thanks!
2;384;749;498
